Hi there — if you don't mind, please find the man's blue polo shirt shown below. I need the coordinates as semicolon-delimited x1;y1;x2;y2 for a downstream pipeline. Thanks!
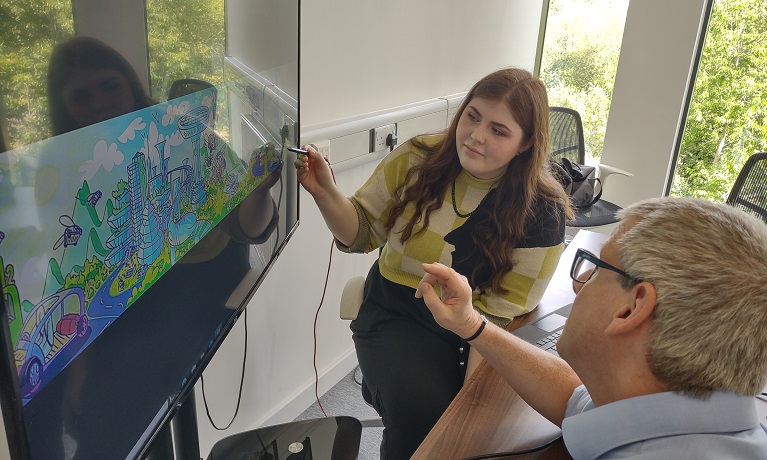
562;385;767;459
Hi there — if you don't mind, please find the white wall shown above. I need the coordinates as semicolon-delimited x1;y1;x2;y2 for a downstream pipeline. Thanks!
227;0;299;98
599;0;709;206
300;0;544;127
195;0;545;456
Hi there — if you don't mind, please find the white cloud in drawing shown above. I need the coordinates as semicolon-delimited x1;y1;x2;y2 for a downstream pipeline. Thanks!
167;130;184;147
79;140;124;181
118;117;146;143
139;121;161;164
162;100;190;127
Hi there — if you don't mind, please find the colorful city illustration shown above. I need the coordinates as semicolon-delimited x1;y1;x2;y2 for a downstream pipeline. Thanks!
0;88;284;402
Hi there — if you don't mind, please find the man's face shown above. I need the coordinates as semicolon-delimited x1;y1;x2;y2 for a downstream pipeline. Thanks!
557;220;637;372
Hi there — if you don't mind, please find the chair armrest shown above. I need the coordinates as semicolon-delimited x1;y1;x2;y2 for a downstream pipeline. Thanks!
360;417;384;428
596;163;633;190
340;276;366;320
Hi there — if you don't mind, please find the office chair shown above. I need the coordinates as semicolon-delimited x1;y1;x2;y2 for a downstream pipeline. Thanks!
339;247;386;425
340;276;366;320
340;273;385;424
207;416;362;459
168;78;216;100
168;78;217;130
726;151;767;224
549;106;633;228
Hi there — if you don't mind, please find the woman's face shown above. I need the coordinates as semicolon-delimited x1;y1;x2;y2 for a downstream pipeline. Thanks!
455;96;530;180
62;67;137;129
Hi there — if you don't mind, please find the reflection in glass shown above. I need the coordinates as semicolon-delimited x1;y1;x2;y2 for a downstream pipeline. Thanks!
0;3;74;148
0;1;299;458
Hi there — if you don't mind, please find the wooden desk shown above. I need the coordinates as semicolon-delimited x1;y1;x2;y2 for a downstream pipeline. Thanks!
413;230;609;460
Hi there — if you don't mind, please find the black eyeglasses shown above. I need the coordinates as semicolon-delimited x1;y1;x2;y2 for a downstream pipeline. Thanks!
570;248;643;284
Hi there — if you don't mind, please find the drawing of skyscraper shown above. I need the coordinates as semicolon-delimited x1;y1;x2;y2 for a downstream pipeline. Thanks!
178;106;210;206
127;151;148;262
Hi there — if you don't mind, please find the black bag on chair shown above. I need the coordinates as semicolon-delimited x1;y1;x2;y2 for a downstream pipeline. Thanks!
554;158;602;209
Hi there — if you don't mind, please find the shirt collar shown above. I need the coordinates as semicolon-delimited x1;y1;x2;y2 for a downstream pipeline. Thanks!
563;389;761;459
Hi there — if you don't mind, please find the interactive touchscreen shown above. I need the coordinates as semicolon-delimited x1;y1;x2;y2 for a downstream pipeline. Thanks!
0;88;285;403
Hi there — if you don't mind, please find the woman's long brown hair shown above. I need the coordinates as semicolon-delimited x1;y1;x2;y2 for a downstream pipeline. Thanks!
384;68;573;293
47;36;155;136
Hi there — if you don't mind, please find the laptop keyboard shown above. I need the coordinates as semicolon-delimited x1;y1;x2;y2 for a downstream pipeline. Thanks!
535;330;562;357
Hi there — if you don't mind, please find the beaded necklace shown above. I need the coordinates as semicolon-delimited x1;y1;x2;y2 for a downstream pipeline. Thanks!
451;179;474;218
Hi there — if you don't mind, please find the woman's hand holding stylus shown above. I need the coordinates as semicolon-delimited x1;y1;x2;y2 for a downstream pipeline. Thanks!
291;145;359;246
293;145;335;197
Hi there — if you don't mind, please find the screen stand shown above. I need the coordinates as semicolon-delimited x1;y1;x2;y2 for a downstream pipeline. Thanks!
143;424;173;460
143;392;202;460
170;392;202;460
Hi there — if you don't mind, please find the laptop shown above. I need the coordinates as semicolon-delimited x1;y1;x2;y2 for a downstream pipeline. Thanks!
511;303;573;357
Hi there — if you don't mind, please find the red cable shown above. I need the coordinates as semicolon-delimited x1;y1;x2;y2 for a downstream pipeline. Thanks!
312;239;334;417
312;156;335;417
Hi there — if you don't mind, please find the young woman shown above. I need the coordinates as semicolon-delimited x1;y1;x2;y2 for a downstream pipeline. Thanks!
295;68;572;459
47;36;155;136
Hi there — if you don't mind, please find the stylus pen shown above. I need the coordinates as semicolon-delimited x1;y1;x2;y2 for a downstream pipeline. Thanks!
290;146;333;170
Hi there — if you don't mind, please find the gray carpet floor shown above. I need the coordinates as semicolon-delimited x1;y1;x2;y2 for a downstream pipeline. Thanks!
294;366;383;460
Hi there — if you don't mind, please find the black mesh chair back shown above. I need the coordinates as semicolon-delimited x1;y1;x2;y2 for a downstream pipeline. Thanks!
168;78;217;130
549;106;622;228
726;151;767;223
168;78;216;100
550;106;586;164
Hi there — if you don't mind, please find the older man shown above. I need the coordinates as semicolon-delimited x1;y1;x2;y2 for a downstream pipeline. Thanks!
416;197;767;459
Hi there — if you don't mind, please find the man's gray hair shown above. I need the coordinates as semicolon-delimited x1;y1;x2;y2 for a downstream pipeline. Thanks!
615;197;767;398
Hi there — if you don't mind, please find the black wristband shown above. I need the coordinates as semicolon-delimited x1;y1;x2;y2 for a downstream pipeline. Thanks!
463;314;488;342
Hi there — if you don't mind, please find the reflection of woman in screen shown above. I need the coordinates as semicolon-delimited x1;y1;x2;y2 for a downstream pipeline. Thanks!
46;35;278;246
47;36;156;136
46;35;278;245
32;35;281;459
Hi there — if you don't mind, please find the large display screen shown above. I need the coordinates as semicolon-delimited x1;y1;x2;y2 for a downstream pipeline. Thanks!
0;1;299;458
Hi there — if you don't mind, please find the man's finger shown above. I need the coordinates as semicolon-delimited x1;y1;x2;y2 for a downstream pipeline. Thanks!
415;271;436;298
418;282;442;308
422;262;469;296
421;262;454;287
422;261;451;276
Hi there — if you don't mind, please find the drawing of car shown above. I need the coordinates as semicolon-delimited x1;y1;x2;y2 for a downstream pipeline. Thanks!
15;287;88;397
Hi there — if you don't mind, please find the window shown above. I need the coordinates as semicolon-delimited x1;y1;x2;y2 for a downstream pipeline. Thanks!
538;0;630;164
669;0;767;201
0;2;74;149
145;0;228;137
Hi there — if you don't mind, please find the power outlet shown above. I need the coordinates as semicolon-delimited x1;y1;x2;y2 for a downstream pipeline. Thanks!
370;124;397;153
311;139;330;158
